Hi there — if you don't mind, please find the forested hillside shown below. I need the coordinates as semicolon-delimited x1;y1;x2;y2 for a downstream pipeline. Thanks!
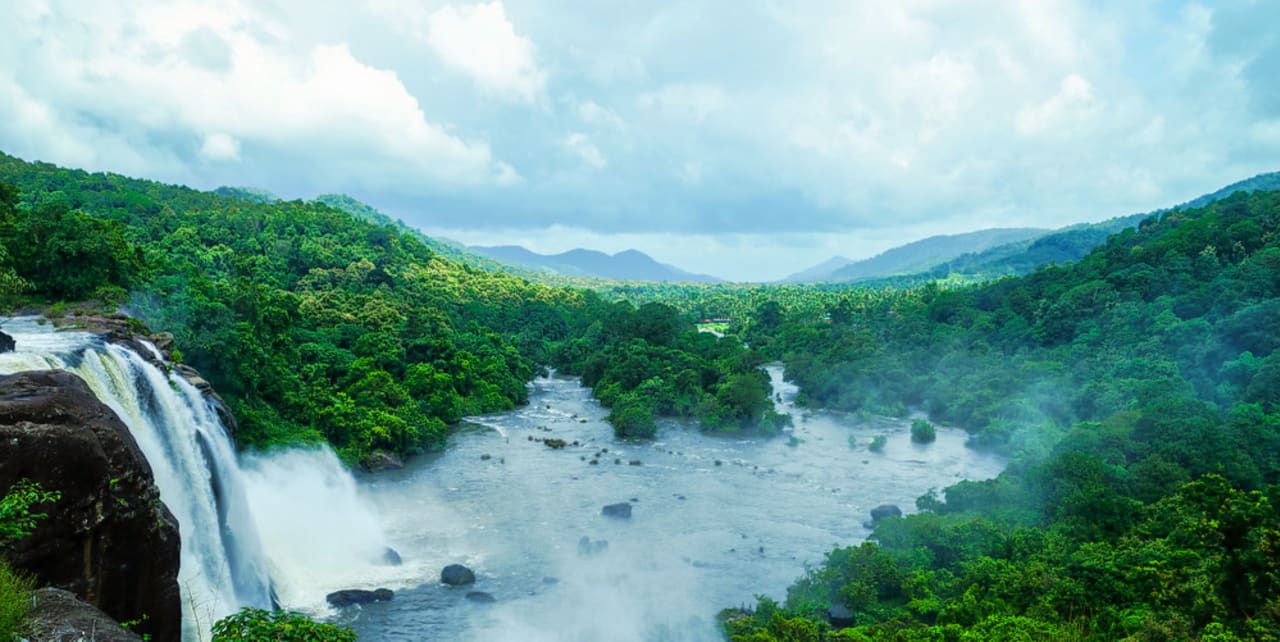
725;189;1280;640
0;153;779;465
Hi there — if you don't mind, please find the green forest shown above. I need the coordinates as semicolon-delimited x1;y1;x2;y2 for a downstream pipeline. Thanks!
0;153;781;466
1;151;1278;641
723;190;1280;640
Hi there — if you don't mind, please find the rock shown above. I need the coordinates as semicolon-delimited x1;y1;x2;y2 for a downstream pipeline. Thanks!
364;449;404;471
0;370;181;642
544;438;567;449
827;603;855;628
150;332;175;354
542;576;560;585
0;330;14;353
577;536;609;556
870;504;902;522
465;591;496;603
24;587;144;642
602;502;632;519
629;460;642;466
326;588;394;607
171;363;239;440
380;546;403;566
441;563;477;586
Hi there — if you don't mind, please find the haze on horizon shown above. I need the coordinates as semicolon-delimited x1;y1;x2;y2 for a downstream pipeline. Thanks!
1;0;1277;281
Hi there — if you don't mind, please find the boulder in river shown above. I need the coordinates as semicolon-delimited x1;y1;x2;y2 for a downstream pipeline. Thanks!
441;563;477;586
24;587;144;642
326;588;394;607
870;504;902;522
0;330;14;353
380;546;403;566
544;438;567;449
465;591;496;603
602;502;632;519
0;370;181;642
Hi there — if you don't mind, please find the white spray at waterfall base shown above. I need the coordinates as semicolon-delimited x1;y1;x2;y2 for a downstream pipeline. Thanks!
240;446;401;613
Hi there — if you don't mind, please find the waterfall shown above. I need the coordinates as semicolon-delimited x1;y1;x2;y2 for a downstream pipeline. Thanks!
0;318;272;640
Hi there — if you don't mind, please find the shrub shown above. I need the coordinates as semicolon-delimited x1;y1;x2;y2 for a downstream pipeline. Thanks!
869;435;888;451
910;419;936;443
211;608;356;642
0;562;33;641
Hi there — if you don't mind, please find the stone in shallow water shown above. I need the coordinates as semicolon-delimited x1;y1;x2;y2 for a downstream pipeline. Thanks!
466;591;496;603
441;563;477;586
602;502;632;519
326;588;394;607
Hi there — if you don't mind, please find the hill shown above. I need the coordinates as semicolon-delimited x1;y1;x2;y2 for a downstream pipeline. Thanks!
731;187;1280;640
0;152;778;463
786;228;1048;283
470;245;723;282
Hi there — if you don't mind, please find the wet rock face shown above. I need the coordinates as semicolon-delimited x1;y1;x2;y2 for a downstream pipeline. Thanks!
0;370;181;642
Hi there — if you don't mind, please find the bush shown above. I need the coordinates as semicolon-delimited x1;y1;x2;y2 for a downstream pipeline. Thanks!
0;562;33;642
211;608;356;642
869;435;888;451
910;419;936;443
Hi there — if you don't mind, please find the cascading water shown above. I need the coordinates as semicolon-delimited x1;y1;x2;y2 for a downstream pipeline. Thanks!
0;317;273;639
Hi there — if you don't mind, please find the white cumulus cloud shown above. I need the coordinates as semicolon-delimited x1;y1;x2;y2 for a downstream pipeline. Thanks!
425;2;546;103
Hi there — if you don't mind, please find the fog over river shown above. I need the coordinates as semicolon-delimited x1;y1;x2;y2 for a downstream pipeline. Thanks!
243;366;1005;641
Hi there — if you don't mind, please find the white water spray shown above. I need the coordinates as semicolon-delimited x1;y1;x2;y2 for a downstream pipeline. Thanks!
0;318;398;639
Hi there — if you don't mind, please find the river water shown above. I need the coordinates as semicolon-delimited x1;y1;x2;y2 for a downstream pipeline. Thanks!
316;367;1005;641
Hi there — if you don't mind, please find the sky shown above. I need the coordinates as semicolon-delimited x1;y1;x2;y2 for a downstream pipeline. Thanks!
1;0;1278;281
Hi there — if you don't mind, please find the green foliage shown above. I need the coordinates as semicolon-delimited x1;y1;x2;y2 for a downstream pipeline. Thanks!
0;480;60;546
0;561;33;642
211;607;356;642
909;419;936;443
0;155;779;463
726;189;1280;640
868;435;887;452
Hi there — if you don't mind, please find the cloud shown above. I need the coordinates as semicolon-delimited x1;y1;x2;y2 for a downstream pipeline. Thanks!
0;0;515;191
425;2;546;103
2;0;1279;280
199;132;241;162
562;133;607;169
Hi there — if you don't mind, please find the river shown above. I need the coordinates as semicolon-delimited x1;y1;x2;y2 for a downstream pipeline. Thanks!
286;367;1006;641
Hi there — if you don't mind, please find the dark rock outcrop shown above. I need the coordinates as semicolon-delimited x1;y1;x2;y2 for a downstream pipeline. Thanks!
0;330;14;353
381;546;403;566
465;591;496;603
24;587;144;642
870;504;902;522
441;563;476;586
602;502;632;519
364;449;404;471
326;588;394;607
0;370;181;642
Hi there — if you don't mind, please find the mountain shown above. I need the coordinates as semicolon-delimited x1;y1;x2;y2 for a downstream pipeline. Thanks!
778;256;853;283
920;170;1280;283
788;228;1048;283
471;246;722;282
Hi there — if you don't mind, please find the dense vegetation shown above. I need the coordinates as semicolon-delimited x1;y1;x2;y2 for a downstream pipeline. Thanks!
0;480;58;641
724;189;1280;640
0;153;778;466
211;607;357;642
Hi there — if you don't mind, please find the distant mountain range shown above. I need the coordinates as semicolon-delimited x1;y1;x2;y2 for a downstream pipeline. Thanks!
786;170;1280;285
469;246;722;282
782;228;1047;283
